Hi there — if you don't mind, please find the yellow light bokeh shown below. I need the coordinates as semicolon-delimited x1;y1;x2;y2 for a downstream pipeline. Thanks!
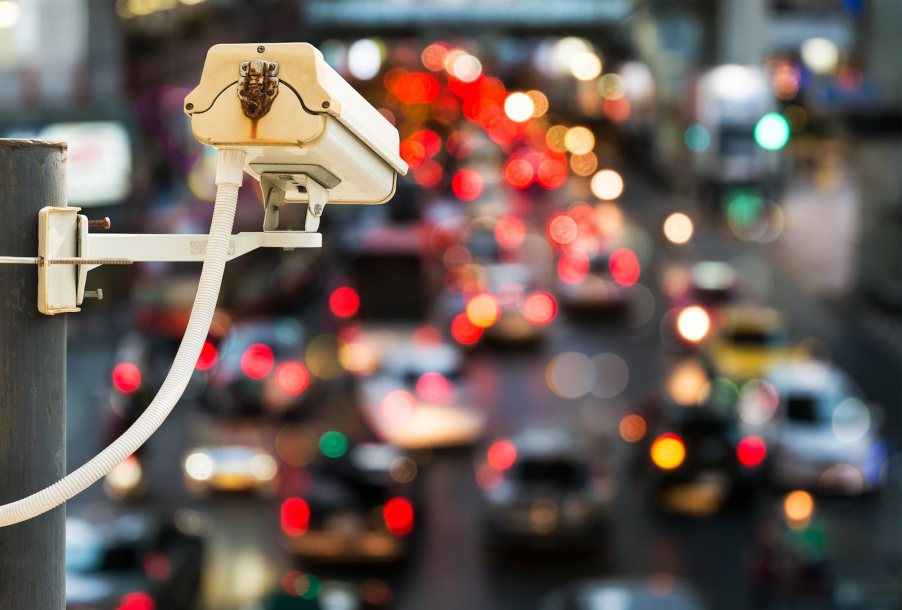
466;294;500;328
676;306;711;343
663;212;694;244
526;90;549;118
783;490;815;524
590;169;624;200
338;340;380;375
570;52;602;81
650;435;686;470
546;125;569;153
564;126;595;155
667;359;709;406
570;152;598;177
504;92;535;123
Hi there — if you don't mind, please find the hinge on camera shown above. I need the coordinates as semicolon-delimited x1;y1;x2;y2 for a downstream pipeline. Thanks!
238;60;279;119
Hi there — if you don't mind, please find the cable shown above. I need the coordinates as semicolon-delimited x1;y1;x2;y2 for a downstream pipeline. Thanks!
0;257;133;266
0;148;246;527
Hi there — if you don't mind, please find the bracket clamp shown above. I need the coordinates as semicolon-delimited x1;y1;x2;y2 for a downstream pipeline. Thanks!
33;206;322;315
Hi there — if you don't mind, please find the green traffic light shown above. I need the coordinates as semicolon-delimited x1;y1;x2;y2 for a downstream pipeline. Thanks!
754;112;790;151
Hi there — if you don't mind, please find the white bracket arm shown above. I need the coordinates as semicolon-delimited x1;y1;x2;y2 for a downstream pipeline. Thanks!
302;176;329;233
33;206;321;315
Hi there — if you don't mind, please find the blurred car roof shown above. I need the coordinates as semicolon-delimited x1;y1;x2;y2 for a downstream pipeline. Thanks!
382;339;462;378
510;429;583;460
691;261;738;291
766;360;849;394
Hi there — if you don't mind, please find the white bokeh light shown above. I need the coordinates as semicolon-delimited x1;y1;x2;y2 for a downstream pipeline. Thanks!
347;38;382;80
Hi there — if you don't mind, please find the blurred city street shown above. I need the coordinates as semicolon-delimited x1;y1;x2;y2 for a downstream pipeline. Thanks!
0;1;900;609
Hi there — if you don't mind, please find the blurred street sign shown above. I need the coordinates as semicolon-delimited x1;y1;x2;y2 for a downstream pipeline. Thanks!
38;121;131;207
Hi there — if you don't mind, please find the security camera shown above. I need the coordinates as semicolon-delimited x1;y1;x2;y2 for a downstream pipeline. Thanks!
184;43;408;231
0;42;409;527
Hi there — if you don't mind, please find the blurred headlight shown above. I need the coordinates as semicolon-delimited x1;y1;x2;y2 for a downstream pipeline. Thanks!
185;452;214;481
250;453;278;482
105;455;143;492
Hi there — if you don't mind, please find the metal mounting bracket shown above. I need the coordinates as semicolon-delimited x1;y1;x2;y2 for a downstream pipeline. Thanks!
259;169;334;233
34;206;322;315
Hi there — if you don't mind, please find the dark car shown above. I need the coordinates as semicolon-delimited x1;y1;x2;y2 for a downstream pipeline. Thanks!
103;332;185;501
205;319;323;419
643;398;765;516
482;429;615;550
66;506;203;610
557;252;631;317
105;332;172;443
281;442;418;564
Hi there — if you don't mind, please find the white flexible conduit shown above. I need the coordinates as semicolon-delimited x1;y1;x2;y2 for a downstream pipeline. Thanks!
0;148;246;527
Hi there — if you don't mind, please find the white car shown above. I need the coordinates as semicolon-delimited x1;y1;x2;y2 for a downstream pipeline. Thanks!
358;335;484;449
481;263;555;344
741;361;885;494
182;423;280;496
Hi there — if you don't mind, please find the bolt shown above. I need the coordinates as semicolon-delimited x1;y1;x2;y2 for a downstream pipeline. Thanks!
322;101;330;109
88;217;111;230
185;103;194;111
84;289;103;301
257;45;265;53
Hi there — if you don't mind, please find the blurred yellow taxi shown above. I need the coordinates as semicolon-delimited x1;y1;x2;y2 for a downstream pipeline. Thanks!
707;307;794;381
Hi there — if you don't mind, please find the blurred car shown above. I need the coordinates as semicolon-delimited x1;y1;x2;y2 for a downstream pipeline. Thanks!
476;263;556;344
482;429;614;550
743;361;887;494
104;332;172;445
540;578;706;610
103;333;180;501
66;506;203;610
557;252;630;315
357;332;484;449
182;423;280;497
690;65;782;204
341;218;436;320
281;443;417;564
687;261;740;306
706;306;794;381
643;399;765;516
132;274;204;341
205;319;320;418
666;261;739;310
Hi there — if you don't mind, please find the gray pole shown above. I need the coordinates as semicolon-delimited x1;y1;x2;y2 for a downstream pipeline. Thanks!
0;140;68;610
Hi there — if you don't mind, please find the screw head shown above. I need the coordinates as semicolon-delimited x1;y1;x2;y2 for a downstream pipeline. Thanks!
257;45;265;53
322;101;330;109
185;103;194;111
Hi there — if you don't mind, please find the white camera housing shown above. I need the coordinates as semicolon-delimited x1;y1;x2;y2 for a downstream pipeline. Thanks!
184;42;408;214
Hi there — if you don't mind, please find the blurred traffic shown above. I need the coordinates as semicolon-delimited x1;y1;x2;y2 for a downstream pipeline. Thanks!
2;0;899;609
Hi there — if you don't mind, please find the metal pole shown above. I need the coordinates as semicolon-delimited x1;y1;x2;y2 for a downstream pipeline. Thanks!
0;139;67;610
